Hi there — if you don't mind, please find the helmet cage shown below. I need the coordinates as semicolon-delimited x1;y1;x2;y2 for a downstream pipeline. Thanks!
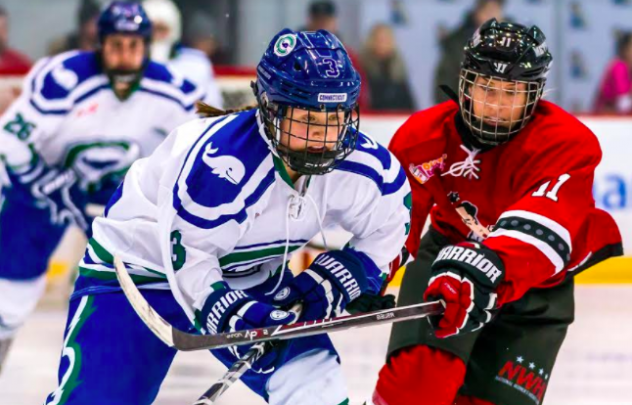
256;85;360;176
458;68;544;145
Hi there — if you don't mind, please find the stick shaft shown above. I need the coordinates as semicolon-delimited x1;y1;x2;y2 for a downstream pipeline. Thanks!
192;342;271;404
113;256;444;352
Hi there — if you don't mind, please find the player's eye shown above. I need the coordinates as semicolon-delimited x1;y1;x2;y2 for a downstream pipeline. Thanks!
305;114;318;123
294;116;311;125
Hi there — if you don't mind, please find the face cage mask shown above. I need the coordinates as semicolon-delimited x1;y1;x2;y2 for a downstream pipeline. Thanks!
458;68;544;146
258;95;361;176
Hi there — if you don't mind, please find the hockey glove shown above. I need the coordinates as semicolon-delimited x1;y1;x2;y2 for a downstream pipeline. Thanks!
346;270;395;314
424;242;505;338
345;245;411;315
6;158;89;231
273;250;369;321
199;283;298;372
345;291;396;314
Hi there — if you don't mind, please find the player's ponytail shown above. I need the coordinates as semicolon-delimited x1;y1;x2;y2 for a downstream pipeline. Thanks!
196;101;257;118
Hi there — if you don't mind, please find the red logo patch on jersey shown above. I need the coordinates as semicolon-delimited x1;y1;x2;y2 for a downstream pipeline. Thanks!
409;154;447;185
494;357;549;404
76;102;99;118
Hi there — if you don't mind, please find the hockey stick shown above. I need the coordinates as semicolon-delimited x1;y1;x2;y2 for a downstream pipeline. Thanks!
192;341;271;404
114;256;444;351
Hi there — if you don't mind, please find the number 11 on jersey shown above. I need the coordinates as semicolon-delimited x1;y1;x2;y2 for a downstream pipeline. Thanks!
532;174;571;202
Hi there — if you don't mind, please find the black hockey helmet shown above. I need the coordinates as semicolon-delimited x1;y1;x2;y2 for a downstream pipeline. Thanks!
459;18;553;145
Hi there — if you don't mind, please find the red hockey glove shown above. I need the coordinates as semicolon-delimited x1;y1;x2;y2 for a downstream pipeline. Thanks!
424;242;505;338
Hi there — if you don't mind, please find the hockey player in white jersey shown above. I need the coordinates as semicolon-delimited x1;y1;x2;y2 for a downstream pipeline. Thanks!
0;1;203;372
142;0;224;108
43;28;411;405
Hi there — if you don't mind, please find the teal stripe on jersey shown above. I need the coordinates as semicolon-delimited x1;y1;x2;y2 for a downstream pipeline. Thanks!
78;266;166;285
81;239;166;287
88;238;114;264
219;244;302;269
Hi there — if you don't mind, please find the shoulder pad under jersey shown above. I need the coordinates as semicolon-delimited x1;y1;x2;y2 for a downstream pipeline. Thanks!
141;61;205;112
335;130;407;196
28;51;106;115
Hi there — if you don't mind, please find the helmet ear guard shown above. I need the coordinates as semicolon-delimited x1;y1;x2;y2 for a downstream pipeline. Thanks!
458;18;552;145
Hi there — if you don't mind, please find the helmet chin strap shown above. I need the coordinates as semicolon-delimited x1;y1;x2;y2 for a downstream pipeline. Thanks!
469;117;517;143
439;85;459;103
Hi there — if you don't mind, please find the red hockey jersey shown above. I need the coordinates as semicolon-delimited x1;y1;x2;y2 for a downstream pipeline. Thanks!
390;100;623;305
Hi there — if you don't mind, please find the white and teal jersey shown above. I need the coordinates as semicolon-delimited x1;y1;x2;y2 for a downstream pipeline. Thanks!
79;109;411;319
0;50;203;200
170;46;223;109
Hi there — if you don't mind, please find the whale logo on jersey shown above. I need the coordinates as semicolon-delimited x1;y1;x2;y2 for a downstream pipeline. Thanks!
202;142;246;185
360;133;378;150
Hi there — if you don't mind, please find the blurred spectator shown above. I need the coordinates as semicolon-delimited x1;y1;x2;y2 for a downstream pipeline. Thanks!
360;23;415;111
433;0;504;104
594;32;632;114
0;5;31;114
303;1;338;34
48;1;100;55
143;0;223;107
0;5;31;74
186;12;230;65
301;0;369;108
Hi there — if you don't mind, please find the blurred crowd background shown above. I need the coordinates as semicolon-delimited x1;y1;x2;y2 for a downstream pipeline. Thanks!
0;0;632;115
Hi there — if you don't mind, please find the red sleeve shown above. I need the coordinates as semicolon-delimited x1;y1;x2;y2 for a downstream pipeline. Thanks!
484;124;601;305
388;119;435;257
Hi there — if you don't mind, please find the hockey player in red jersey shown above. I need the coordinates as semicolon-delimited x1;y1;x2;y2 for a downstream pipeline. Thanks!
370;19;623;405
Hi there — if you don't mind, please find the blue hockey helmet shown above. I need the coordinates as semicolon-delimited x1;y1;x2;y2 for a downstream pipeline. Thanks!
254;28;361;175
97;2;153;98
97;1;152;44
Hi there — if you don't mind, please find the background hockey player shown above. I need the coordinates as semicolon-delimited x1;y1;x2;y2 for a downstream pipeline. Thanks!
370;19;623;405
0;1;204;373
142;0;224;108
43;28;411;405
